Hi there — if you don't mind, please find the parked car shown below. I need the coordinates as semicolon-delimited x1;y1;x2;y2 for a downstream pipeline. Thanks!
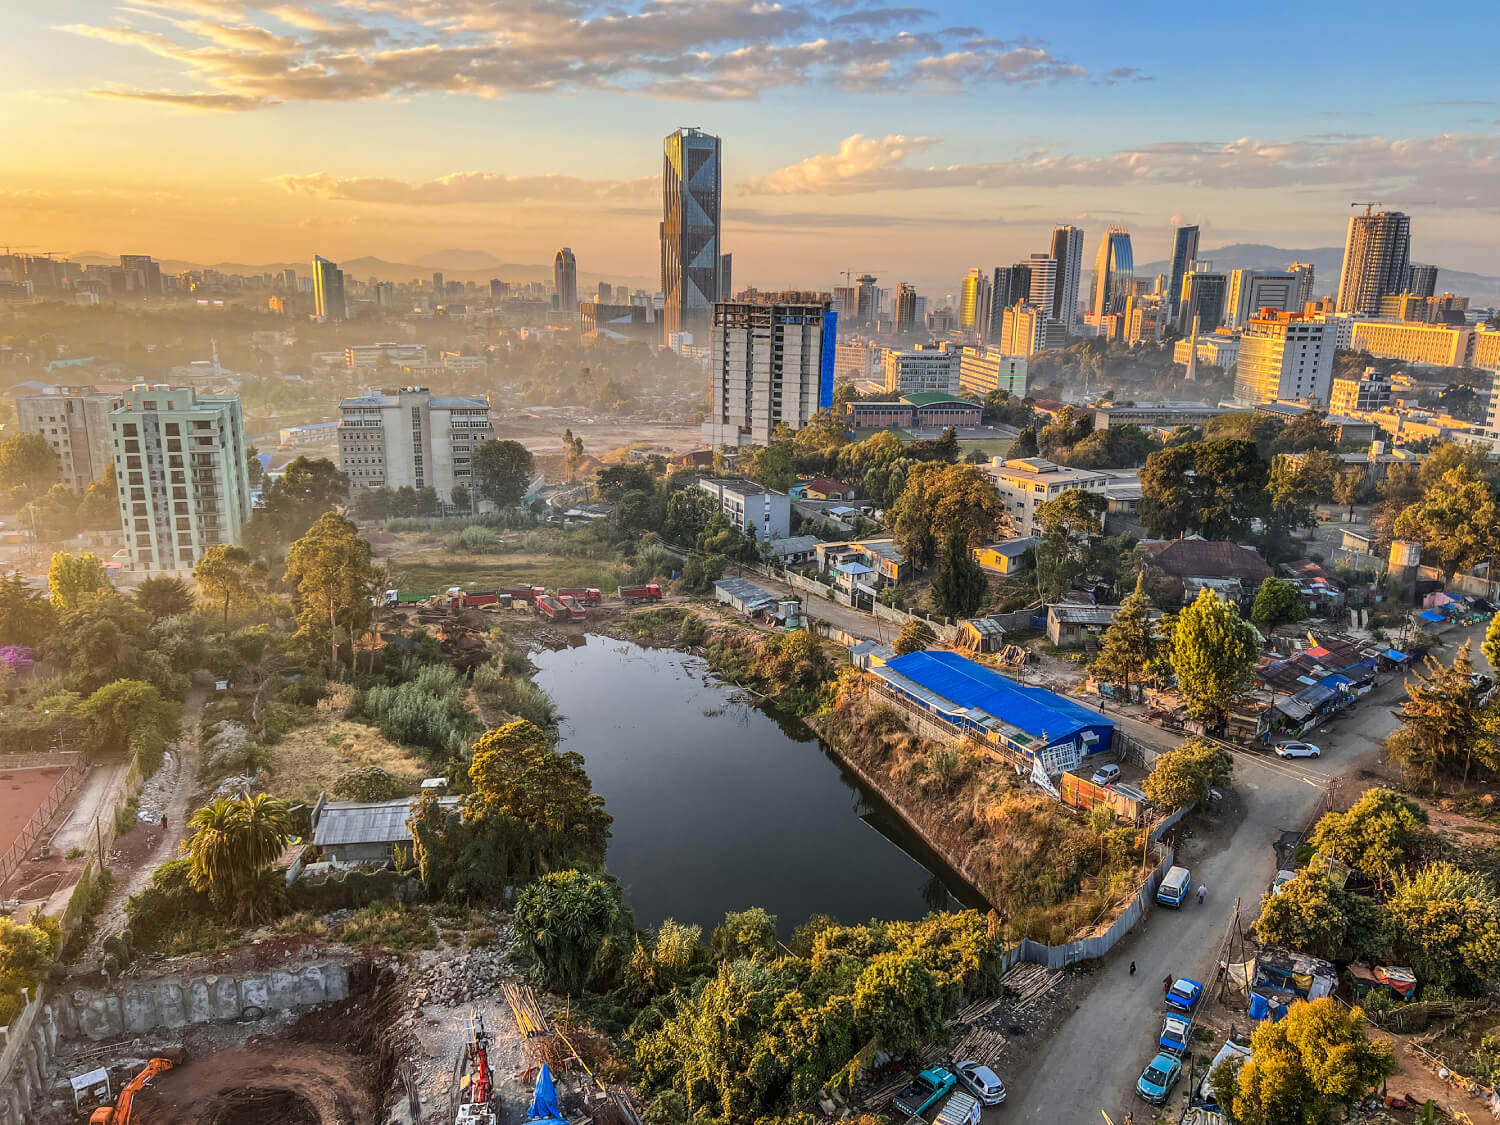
1159;1014;1191;1055
1156;865;1192;908
954;1060;1007;1106
1270;870;1297;896
1275;740;1321;759
1137;1053;1182;1104
1165;978;1204;1013
1091;764;1122;787
894;1068;957;1117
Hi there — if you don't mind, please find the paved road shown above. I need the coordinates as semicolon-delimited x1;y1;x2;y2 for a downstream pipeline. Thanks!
1000;618;1493;1124
733;567;904;645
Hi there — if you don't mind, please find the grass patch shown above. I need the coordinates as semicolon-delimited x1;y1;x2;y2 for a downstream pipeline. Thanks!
331;902;438;954
389;551;628;595
267;703;431;807
958;438;1015;459
113;796;140;837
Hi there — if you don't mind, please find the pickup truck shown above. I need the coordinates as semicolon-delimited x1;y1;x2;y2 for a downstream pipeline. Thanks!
893;1068;957;1118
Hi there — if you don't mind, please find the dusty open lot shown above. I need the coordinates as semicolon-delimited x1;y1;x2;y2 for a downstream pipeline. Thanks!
0;765;72;857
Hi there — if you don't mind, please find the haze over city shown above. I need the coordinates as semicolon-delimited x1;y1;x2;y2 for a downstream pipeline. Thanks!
5;0;1499;282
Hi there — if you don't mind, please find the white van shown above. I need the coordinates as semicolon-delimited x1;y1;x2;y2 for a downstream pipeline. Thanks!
1157;865;1192;908
934;1091;981;1125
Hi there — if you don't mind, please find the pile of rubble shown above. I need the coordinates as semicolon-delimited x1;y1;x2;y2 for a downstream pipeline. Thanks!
411;932;521;1008
135;750;178;824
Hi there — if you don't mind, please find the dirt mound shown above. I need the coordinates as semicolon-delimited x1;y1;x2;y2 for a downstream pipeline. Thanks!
129;1045;374;1124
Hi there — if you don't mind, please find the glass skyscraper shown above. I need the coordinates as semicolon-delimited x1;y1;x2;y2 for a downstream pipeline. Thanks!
1089;226;1135;319
661;128;723;341
1166;225;1199;322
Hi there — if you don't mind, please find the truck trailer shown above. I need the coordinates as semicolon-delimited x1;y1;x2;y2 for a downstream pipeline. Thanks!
618;583;663;605
557;595;587;620
557;587;603;605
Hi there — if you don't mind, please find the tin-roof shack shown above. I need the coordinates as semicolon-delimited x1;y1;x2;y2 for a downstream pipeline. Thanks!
311;796;462;865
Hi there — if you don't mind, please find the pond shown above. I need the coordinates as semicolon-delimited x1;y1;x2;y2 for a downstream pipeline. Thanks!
531;636;984;935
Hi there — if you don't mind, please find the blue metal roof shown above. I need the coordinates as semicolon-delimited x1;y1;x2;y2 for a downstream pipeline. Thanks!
883;650;1113;745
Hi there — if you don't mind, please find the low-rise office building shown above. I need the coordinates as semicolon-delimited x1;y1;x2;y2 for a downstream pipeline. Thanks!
986;457;1112;537
1350;319;1472;367
338;387;492;503
1092;401;1227;431
695;477;791;540
957;347;1028;398
846;393;981;431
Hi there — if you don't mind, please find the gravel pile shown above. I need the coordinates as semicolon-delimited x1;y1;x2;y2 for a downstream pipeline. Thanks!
135;750;177;823
412;932;520;1008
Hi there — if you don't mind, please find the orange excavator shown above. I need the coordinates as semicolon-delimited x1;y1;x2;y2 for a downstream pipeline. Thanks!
88;1053;183;1124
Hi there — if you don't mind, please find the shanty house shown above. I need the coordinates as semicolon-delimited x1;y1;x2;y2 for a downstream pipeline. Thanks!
956;616;1007;653
1046;603;1122;648
312;796;460;865
1138;537;1272;605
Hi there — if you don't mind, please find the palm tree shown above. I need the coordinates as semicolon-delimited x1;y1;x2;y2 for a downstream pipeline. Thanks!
184;794;291;905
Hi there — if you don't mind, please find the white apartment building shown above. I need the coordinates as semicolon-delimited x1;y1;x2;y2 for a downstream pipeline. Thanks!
986;457;1112;538
345;343;428;368
1234;312;1337;405
1172;332;1241;372
958;347;1028;398
110;385;252;571
695;477;791;540
1330;368;1394;415
338;387;493;503
702;295;835;448
882;345;957;395
15;385;124;491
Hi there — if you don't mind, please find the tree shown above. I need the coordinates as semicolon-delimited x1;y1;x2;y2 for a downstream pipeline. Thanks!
1252;872;1385;961
1205;411;1286;458
284;513;374;671
134;575;195;620
851;952;947;1054
1170;589;1261;726
1250;577;1307;628
76;679;181;767
1011;426;1039;457
0;571;55;647
664;486;718;545
194;545;265;627
47;551;108;611
450;483;472;513
931;525;987;617
1034;488;1107;600
744;436;797;492
1090;574;1158;699
0;433;58;497
1486;612;1500;677
245;456;348;555
894;618;937;656
245;445;265;490
1393;466;1500;574
1272;411;1339;455
1387;862;1500;993
0;913;62;1024
594;463;656;502
1141;736;1233;810
1139;439;1268;540
1308;789;1431;891
1226;999;1394;1125
562;428;586;480
1333;469;1369;522
1386;641;1500;788
472;439;535;508
75;466;119;531
889;463;1004;570
42;593;154;693
184;794;291;922
1268;452;1337;530
512;870;622;994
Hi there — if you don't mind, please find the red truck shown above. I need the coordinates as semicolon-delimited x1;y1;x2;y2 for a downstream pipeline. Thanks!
497;585;546;606
617;583;663;605
535;594;565;620
557;595;588;621
556;587;603;605
441;587;501;609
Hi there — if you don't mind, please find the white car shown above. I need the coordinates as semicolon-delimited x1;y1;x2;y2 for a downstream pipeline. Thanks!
1275;741;1321;759
1091;764;1122;787
955;1060;1007;1106
1271;870;1297;895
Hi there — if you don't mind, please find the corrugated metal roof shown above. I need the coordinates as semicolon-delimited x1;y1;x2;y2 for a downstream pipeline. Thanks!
713;577;778;608
313;797;461;846
880;651;1113;744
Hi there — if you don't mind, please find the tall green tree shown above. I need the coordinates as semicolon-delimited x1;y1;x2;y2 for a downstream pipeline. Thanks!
42;594;153;693
1386;641;1500;788
1139;439;1268;539
1308;788;1431;892
1485;612;1500;677
1333;469;1369;522
76;679;181;766
1250;577;1307;628
1388;862;1500;993
0;571;55;647
1252;872;1388;962
133;575;195;620
0;433;58;497
1268;451;1337;529
744;431;797;492
1033;488;1107;600
888;463;1004;570
1089;573;1157;698
184;793;291;922
931;525;987;617
194;545;265;626
1170;588;1260;726
284;512;374;671
47;550;109;611
1141;736;1233;810
1393;466;1500;574
472;439;535;508
512;870;623;995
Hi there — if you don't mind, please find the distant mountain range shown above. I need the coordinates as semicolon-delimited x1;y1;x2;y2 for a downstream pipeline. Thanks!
1134;243;1500;303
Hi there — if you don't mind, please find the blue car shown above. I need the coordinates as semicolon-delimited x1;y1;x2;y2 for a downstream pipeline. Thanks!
1137;1052;1183;1104
1159;1014;1191;1055
1165;978;1204;1012
893;1068;957;1117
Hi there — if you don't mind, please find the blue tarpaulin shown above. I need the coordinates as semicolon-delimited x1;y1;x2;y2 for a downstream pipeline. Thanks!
1384;648;1410;663
1248;992;1288;1023
526;1065;566;1123
1418;609;1446;623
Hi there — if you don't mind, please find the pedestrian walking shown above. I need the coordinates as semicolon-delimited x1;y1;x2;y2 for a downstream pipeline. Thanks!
160;814;168;832
1163;976;1172;998
1197;884;1207;905
1129;961;1137;975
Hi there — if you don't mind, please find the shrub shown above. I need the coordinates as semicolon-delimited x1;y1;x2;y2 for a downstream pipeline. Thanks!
456;525;500;553
123;858;214;953
113;796;140;837
332;902;437;954
331;766;410;802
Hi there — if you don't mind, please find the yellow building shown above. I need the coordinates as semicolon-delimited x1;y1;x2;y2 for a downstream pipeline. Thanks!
1350;320;1472;366
1473;325;1500;372
973;537;1038;574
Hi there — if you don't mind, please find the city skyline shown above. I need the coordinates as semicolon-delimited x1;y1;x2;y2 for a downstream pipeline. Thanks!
4;1;1499;283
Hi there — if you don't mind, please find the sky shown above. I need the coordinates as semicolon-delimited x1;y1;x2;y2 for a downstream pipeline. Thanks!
3;0;1499;292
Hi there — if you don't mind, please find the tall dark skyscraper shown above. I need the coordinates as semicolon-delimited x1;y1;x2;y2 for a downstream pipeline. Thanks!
1336;209;1411;315
1166;225;1199;322
895;282;918;333
1089;226;1135;319
1407;263;1438;298
312;255;345;321
661;127;723;340
1049;225;1085;333
553;247;578;314
988;264;1032;342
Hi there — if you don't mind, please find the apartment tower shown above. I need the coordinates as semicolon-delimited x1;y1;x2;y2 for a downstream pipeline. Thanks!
703;294;836;448
1336;210;1412;315
661;127;723;341
1049;226;1086;333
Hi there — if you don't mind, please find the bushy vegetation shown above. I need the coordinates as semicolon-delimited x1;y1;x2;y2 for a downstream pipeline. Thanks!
361;661;479;762
331;765;411;801
0;912;62;1024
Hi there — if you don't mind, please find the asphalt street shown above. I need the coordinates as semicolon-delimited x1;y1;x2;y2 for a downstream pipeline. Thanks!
1000;618;1494;1124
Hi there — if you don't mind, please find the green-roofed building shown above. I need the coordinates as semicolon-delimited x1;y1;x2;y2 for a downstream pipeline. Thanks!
846;392;981;431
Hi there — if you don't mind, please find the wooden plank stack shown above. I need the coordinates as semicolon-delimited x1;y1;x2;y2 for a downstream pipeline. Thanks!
1001;962;1058;1010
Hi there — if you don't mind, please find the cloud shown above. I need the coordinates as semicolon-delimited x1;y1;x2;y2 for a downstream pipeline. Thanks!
53;0;1127;109
270;170;654;204
741;130;1500;209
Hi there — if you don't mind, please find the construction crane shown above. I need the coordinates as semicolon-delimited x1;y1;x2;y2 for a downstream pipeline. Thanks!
1350;200;1433;215
88;1054;182;1124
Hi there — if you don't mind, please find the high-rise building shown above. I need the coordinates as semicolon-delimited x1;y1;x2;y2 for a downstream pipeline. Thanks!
431;271;444;294
661;127;723;340
1177;269;1228;332
15;385;126;491
719;253;733;301
832;286;856;317
855;274;879;326
1027;254;1058;320
882;345;957;395
1224;270;1299;329
1166;225;1200;323
373;282;394;310
958;347;1028;398
553;248;578;315
702;294;837;448
282;268;297;291
311;256;345;321
1000;304;1049;358
988;264;1032;342
959;269;991;337
895;283;919;333
1234;312;1337;405
338;387;493;503
1287;262;1316;309
119;255;163;296
1407;264;1438;299
1049;226;1085;333
1088;226;1134;318
1330;368;1394;415
110;385;251;571
1336;210;1411;315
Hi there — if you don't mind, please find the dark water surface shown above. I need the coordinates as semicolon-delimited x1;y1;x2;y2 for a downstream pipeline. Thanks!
531;636;983;934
